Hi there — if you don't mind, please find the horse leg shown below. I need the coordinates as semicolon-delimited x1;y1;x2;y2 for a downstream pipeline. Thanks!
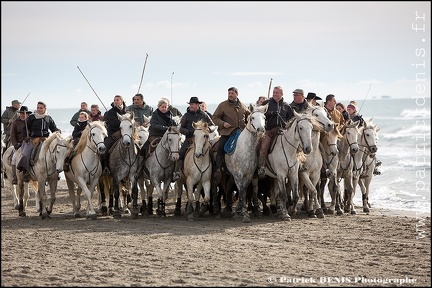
174;180;183;216
200;181;211;216
344;177;356;215
146;180;154;215
285;174;297;220
235;185;251;223
112;184;121;218
46;180;57;216
131;180;140;218
251;177;261;217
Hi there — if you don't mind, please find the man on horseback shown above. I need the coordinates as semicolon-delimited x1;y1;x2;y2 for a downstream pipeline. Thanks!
101;95;127;175
127;93;153;126
173;96;215;182
17;101;61;182
212;87;251;184
9;106;32;184
257;86;294;178
289;88;309;113
1;99;21;150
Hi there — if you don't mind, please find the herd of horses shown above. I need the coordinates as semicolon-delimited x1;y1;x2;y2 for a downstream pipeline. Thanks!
1;103;380;223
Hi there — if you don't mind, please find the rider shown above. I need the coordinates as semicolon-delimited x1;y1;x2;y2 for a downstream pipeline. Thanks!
127;93;153;126
212;87;250;184
173;96;215;182
257;86;294;178
9;106;32;185
101;95;127;175
17;101;61;182
63;112;89;172
139;98;178;159
1;99;21;150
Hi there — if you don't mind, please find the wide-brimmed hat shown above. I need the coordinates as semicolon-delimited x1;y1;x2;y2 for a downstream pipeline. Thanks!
18;106;32;114
187;97;202;104
306;92;322;101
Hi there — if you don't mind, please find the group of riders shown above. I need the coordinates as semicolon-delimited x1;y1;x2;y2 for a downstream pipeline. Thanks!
1;86;381;193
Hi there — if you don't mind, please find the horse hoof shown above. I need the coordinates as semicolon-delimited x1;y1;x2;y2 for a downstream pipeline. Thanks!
363;207;370;213
87;214;97;220
263;206;270;216
351;210;357;215
336;210;344;216
327;209;335;215
130;212;139;219
308;211;317;218
113;211;122;218
241;214;251;223
41;212;50;219
187;214;195;221
317;212;325;219
281;214;291;221
74;213;81;218
14;204;20;210
174;208;182;216
19;211;27;217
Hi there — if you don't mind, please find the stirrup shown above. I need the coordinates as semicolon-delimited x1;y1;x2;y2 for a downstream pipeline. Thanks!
103;167;111;176
258;167;265;178
172;172;180;182
213;169;222;184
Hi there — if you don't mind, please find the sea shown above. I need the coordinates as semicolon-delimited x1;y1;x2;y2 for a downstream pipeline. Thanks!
48;97;431;216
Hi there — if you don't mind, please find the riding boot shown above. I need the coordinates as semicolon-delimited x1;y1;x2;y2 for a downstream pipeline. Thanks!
258;156;266;179
172;160;183;182
63;156;70;172
22;170;30;182
12;164;18;185
213;155;223;185
101;153;111;175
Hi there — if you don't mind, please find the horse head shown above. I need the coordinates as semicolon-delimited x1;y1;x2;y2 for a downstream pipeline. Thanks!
47;132;69;173
89;121;107;155
118;112;135;147
135;125;149;148
192;120;210;158
306;103;335;133
323;124;343;156
248;104;267;136
164;126;181;161
361;119;379;154
293;111;314;154
342;119;361;154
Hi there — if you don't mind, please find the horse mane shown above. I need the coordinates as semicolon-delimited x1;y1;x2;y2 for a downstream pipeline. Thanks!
75;121;106;154
43;131;61;152
193;119;209;133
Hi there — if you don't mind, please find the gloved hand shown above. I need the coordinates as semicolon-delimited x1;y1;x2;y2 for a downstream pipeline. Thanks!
271;110;279;116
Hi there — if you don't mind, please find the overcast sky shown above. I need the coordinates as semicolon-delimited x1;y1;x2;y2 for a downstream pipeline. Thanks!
1;1;430;110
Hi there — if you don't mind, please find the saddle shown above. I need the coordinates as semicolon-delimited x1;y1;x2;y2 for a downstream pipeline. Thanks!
30;140;44;166
147;137;161;157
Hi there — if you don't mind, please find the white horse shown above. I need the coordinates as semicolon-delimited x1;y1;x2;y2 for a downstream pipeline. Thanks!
298;111;335;219
142;126;182;217
64;121;107;219
2;145;37;211
332;120;361;215
224;105;267;223
15;132;69;218
265;112;316;220
100;112;139;217
353;118;379;213
174;120;213;220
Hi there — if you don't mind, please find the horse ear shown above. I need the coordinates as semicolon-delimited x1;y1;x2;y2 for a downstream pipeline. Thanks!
293;109;301;118
192;122;197;129
142;115;150;126
129;111;134;121
117;113;123;121
209;125;217;133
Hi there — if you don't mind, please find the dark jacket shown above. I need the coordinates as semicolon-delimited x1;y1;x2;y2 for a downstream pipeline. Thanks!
26;113;60;138
1;106;19;137
262;97;294;130
104;102;127;138
179;107;214;139
149;109;177;138
10;118;27;149
289;100;309;114
72;120;88;139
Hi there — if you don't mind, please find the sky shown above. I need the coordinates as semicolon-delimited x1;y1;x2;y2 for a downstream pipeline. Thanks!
1;1;431;111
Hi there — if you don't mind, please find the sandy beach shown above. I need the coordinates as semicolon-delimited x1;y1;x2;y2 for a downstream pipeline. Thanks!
1;179;430;287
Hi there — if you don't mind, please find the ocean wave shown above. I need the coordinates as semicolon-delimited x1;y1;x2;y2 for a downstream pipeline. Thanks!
400;108;430;119
382;123;431;140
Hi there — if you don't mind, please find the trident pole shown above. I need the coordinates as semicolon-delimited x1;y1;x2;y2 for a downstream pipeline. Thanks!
267;78;273;98
77;66;108;111
171;72;174;106
358;83;372;114
137;53;149;94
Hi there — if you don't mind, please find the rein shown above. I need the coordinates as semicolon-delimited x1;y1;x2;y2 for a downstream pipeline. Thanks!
155;131;179;169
